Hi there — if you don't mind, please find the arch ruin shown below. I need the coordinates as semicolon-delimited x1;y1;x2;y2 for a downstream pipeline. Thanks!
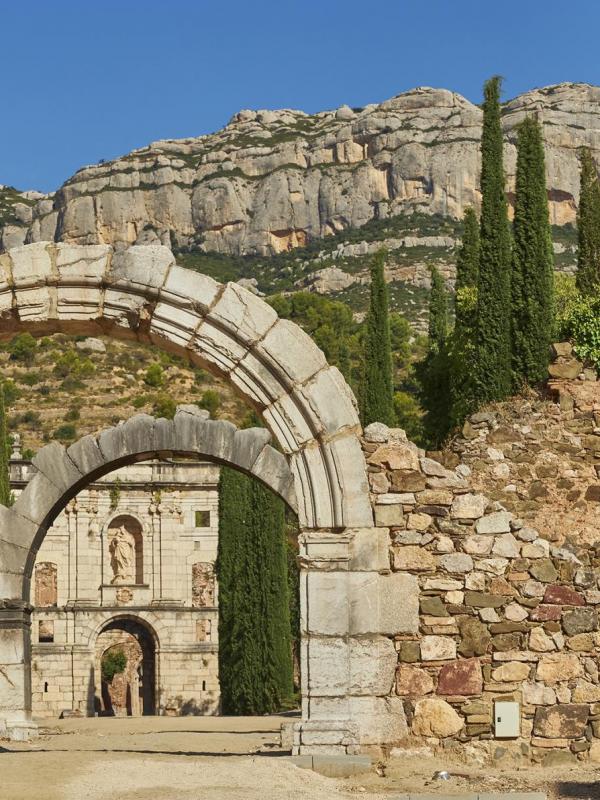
0;242;416;754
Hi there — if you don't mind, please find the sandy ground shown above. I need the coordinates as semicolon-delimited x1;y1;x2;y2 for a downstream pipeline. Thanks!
2;716;600;799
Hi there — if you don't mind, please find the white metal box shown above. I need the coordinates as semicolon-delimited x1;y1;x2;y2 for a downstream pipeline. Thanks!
494;700;520;738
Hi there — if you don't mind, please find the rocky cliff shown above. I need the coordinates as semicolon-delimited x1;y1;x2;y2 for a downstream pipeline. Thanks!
2;83;600;258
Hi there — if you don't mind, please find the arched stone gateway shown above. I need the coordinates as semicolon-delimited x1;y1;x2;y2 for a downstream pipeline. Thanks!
0;243;416;754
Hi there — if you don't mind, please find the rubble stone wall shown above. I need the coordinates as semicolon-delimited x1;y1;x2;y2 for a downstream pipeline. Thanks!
362;345;600;764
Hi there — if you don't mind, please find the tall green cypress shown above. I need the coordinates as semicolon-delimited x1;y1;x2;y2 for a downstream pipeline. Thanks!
0;384;12;507
217;467;293;714
511;117;554;387
419;267;451;447
450;207;480;427
576;147;600;296
475;76;512;403
360;249;394;427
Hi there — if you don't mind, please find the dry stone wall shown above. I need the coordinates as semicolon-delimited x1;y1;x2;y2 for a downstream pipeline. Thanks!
362;364;600;764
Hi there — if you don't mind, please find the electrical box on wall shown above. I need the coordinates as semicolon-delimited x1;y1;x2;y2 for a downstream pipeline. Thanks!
494;700;520;738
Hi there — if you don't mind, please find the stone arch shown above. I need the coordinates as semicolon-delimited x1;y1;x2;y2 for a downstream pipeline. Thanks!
0;242;372;531
0;243;413;756
9;410;296;591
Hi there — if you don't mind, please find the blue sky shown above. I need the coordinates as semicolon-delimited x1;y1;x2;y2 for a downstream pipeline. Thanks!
1;0;596;192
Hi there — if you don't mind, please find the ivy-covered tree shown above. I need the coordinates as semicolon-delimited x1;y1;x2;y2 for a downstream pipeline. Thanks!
576;147;600;296
474;76;512;403
0;384;12;507
511;116;554;387
450;207;480;427
360;249;395;426
418;267;451;447
217;467;293;714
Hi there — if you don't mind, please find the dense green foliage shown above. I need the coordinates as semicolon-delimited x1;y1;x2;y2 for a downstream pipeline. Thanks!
217;468;293;714
557;282;600;370
449;207;480;427
576;148;600;296
268;292;358;385
474;76;512;403
0;384;12;507
101;649;127;682
360;250;395;426
8;333;37;366
270;289;423;438
418;268;451;447
511;117;554;387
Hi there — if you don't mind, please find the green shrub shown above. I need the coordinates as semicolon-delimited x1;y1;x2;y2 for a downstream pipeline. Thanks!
64;406;80;422
8;333;37;365
54;350;95;379
2;380;20;404
101;649;127;682
132;395;147;409
566;295;600;370
197;389;221;418
59;377;85;392
52;423;77;442
554;273;581;340
18;371;41;386
152;394;176;419
144;363;164;387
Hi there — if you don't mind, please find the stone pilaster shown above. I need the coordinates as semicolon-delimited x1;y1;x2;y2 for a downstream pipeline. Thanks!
0;601;37;740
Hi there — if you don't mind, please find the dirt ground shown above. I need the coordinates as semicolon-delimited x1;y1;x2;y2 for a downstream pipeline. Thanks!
2;716;600;800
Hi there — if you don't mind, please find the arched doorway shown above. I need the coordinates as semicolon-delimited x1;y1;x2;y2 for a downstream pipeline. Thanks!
95;617;156;716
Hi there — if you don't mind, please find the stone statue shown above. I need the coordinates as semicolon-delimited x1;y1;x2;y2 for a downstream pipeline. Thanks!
109;527;136;584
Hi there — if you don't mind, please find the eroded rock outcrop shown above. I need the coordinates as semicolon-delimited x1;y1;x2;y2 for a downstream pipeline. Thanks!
3;83;600;256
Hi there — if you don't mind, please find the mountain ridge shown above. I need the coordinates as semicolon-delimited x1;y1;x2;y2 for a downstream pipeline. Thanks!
1;82;599;260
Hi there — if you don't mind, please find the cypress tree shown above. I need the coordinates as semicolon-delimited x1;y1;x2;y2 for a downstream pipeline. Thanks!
360;249;395;427
475;76;512;403
419;267;451;447
0;384;12;507
449;207;480;427
511;117;554;387
217;467;293;714
576;147;600;296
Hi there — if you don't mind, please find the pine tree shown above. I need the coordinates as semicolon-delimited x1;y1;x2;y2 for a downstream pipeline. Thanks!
576;147;600;296
475;76;512;403
0;384;12;507
511;116;554;387
217;467;293;714
419;268;451;447
360;249;395;427
449;208;480;427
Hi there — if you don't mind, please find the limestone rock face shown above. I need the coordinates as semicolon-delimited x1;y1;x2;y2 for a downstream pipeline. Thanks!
4;83;600;256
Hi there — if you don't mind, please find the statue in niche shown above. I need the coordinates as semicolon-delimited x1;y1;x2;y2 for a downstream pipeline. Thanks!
192;563;215;607
109;526;136;584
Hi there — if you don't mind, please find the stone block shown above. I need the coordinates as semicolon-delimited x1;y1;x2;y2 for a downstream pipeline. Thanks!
350;572;419;635
368;443;419;471
439;553;473;573
348;528;391;572
522;682;556;705
492;534;520;558
458;617;491;657
451;493;487;519
160;264;220;313
251;446;297;511
421;635;456;661
533;704;589;738
392;545;436;572
300;366;360;436
437;658;482;695
348;696;408;745
562;608;598;635
375;503;405;527
492;662;530;682
536;653;583;683
543;585;584;606
476;511;512;534
412;698;464;737
396;664;434;696
13;473;63;526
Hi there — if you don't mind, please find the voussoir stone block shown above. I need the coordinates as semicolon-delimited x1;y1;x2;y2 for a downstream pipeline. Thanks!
32;442;83;492
300;366;360;436
207;282;278;345
230;427;272;472
119;414;156;456
257;318;328;385
66;434;106;477
111;245;174;293
159;264;220;312
250;446;297;511
13;473;64;527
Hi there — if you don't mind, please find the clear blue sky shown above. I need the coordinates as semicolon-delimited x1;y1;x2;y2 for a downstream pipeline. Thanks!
1;0;597;193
